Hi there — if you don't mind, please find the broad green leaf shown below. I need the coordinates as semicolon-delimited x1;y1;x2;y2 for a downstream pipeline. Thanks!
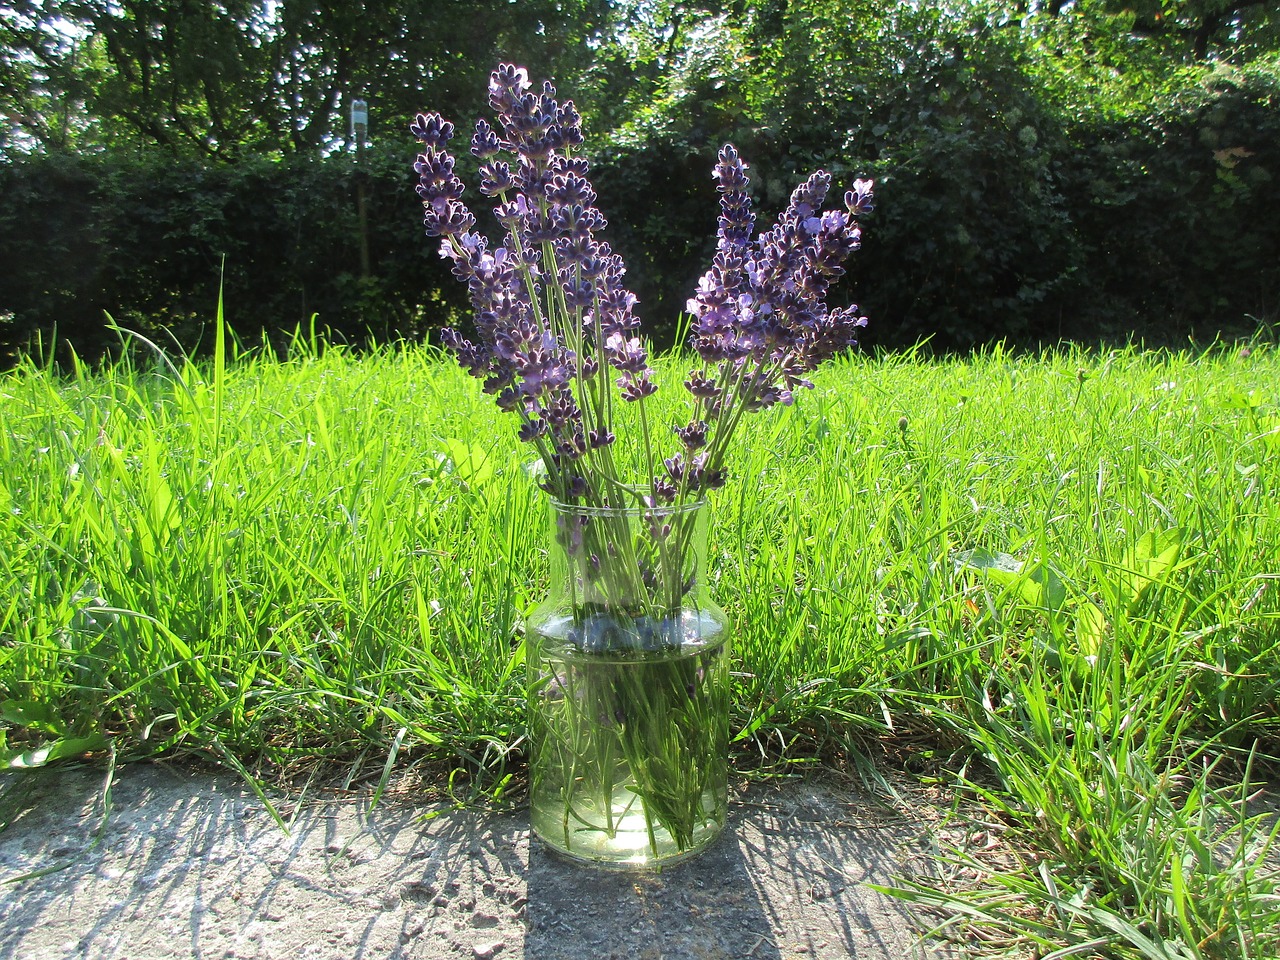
4;734;111;769
1022;564;1067;612
1220;387;1263;410
442;439;493;487
1075;601;1108;659
954;548;1066;611
1262;415;1280;452
1120;527;1184;609
0;700;64;735
955;547;1022;578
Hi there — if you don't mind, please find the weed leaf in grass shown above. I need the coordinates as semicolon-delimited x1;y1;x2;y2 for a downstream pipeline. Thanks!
441;439;493;487
0;700;65;735
0;701;112;769
954;547;1067;612
3;734;111;770
1074;600;1108;660
1220;387;1264;411
1261;414;1280;451
1117;527;1184;613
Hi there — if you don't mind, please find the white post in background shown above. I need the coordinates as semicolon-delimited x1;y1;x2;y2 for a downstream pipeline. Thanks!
351;98;370;280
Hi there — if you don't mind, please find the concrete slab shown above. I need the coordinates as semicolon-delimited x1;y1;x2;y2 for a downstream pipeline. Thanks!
0;762;962;959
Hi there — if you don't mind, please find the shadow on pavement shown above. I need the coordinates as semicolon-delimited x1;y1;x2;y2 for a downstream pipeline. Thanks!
0;762;955;959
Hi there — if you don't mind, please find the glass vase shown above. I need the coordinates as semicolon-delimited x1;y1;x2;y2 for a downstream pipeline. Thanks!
526;497;730;868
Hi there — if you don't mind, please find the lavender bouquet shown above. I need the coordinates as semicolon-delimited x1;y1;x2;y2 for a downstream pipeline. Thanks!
413;64;872;865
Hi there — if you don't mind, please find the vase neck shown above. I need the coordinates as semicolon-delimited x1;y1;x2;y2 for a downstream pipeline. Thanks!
546;499;710;618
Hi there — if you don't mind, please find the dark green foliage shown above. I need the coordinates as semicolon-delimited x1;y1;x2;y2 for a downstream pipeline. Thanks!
588;3;1280;348
1;1;1278;360
1064;62;1280;340
0;141;468;364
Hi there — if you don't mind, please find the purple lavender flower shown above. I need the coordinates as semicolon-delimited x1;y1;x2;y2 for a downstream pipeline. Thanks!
674;421;709;452
488;64;531;118
412;113;476;240
848;179;875;215
684;371;719;399
415;69;645;509
588;428;615;449
617;371;658;402
684;143;873;420
642;503;674;540
478;161;515;197
471;119;503;159
652;477;678;502
548;172;596;207
711;146;754;266
410;112;454;149
412;65;871;513
604;332;648;373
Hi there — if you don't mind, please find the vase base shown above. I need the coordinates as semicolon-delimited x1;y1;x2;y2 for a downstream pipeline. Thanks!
531;805;726;870
530;779;726;869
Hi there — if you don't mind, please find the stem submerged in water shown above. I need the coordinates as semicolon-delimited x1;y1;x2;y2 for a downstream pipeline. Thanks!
527;499;730;866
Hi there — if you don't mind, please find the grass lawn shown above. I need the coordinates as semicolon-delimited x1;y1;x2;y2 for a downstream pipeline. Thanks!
2;334;1278;956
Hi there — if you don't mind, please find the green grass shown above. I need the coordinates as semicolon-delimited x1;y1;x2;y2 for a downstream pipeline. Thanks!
2;334;1279;955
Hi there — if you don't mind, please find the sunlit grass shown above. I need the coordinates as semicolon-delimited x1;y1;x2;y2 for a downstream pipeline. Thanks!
2;333;1278;954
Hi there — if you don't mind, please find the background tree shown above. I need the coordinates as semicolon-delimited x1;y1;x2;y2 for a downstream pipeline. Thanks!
1;0;613;156
1;0;1277;361
1;0;99;151
589;0;1279;346
1088;0;1280;60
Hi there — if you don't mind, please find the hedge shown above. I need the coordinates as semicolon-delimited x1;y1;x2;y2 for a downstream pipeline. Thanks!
1;61;1277;365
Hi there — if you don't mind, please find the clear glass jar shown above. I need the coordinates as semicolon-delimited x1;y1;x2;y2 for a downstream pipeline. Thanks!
526;497;730;868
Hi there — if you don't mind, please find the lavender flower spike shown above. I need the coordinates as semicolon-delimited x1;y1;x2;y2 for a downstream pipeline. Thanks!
411;68;872;506
413;111;476;238
685;142;872;417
